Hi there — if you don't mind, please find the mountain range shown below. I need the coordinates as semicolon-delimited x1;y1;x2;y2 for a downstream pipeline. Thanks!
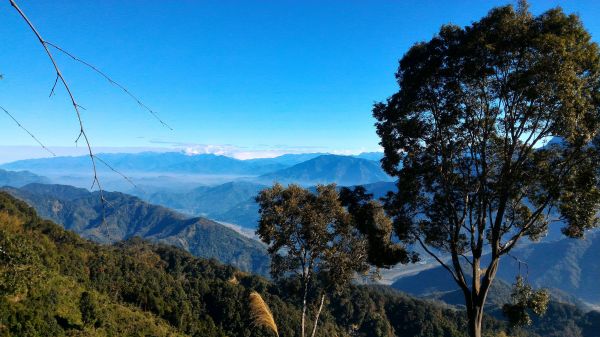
0;152;392;192
2;183;269;274
1;152;283;175
0;152;385;178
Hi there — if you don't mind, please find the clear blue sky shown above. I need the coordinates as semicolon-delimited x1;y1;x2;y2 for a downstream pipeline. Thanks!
1;0;599;161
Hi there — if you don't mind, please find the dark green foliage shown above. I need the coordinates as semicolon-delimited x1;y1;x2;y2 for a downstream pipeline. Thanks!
502;276;549;326
340;186;414;268
79;292;98;326
1;192;597;336
366;2;600;336
256;183;372;336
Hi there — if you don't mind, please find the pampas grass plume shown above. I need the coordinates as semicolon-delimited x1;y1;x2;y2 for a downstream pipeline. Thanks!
249;291;279;336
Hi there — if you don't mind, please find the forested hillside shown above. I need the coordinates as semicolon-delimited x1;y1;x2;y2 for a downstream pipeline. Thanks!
1;192;599;337
1;184;269;274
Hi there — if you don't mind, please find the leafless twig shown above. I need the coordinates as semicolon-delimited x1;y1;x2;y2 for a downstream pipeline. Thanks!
1;105;56;156
49;75;58;97
506;251;529;281
44;41;173;130
94;155;137;188
8;0;151;206
9;0;105;200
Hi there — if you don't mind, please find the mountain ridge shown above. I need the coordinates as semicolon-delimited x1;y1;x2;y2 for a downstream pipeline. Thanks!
2;183;270;274
1;151;385;176
0;168;50;187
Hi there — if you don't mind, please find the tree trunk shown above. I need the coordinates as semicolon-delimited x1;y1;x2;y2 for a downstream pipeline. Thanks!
468;304;484;337
301;282;308;337
310;294;326;337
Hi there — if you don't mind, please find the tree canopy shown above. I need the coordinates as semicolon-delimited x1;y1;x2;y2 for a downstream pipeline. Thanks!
356;2;600;337
256;183;372;337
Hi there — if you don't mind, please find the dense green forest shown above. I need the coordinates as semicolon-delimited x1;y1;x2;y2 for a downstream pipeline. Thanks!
1;191;599;336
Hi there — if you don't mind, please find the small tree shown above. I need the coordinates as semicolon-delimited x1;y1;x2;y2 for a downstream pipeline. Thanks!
256;183;371;337
353;3;600;337
80;291;99;326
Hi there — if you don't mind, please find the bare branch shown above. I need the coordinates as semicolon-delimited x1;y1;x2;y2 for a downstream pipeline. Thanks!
9;0;103;200
1;105;56;156
416;236;468;291
505;251;529;280
44;41;173;130
94;155;137;189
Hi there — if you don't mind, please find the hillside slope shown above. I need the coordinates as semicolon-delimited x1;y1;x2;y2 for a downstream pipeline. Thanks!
0;192;480;337
496;232;600;304
2;183;269;274
0;168;49;188
140;181;267;217
391;232;600;307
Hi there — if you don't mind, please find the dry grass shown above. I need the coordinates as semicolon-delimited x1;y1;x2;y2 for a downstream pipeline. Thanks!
249;291;279;336
0;212;24;232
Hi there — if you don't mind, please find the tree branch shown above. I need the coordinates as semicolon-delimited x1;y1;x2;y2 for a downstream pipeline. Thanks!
44;41;172;130
8;0;142;202
1;105;55;156
416;236;469;293
9;0;104;200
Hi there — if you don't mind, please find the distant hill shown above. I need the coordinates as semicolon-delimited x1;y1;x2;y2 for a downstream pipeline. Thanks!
496;231;600;304
140;181;267;217
359;180;397;199
390;264;584;310
391;231;600;308
2;183;269;274
0;168;50;187
257;154;393;186
245;152;328;166
134;180;398;230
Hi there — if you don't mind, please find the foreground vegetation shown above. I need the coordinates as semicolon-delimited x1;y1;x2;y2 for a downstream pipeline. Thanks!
1;192;599;336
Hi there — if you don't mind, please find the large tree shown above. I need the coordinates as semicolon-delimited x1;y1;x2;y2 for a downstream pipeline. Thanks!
256;183;371;337
356;3;600;337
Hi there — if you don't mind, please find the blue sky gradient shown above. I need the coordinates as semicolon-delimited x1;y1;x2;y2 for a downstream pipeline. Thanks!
1;0;599;161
